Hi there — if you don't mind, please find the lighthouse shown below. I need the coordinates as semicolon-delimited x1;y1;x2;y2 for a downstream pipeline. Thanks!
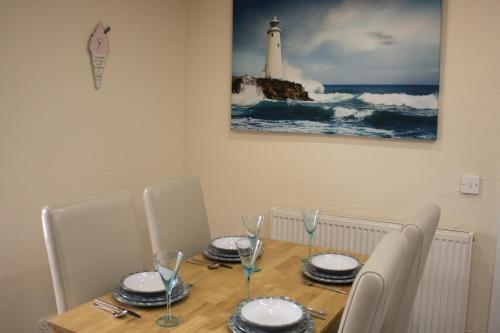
265;16;282;79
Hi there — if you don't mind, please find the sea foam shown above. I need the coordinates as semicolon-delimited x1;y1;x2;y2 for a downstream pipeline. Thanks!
232;84;264;106
283;63;325;94
334;107;374;119
358;93;438;110
310;92;354;103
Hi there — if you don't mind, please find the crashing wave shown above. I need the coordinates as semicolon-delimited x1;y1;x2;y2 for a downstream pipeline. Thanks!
232;83;264;106
283;63;325;94
358;93;438;110
285;92;353;104
310;92;354;103
334;107;374;119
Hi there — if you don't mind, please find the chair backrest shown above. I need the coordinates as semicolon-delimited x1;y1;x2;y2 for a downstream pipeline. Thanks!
143;176;211;258
382;204;441;333
338;231;408;333
41;191;143;314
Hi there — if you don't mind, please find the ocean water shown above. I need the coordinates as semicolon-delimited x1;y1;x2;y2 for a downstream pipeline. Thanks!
231;84;439;140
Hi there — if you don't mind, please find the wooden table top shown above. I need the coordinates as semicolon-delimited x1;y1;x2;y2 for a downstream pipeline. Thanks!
48;239;367;333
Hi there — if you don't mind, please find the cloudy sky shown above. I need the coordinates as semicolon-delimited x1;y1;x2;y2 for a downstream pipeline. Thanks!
232;0;442;85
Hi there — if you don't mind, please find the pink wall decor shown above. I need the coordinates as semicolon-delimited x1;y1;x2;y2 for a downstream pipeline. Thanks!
88;23;110;89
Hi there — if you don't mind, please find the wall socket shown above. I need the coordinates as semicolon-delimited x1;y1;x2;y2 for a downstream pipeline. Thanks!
38;316;53;333
460;175;480;195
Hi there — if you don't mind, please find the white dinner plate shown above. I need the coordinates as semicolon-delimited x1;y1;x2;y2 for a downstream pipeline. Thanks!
310;253;360;273
121;271;165;294
240;297;304;329
211;236;245;252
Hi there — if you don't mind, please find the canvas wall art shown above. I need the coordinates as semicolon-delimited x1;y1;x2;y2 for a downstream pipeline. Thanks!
231;0;442;140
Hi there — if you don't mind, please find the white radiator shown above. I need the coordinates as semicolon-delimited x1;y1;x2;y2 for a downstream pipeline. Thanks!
270;207;473;333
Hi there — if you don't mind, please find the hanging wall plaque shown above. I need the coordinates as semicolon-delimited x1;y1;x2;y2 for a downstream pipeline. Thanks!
88;23;110;89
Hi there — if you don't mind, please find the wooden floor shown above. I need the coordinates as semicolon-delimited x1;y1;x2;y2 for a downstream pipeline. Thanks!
48;239;367;332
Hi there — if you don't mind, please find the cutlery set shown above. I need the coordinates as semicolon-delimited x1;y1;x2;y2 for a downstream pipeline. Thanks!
186;258;234;269
93;299;141;318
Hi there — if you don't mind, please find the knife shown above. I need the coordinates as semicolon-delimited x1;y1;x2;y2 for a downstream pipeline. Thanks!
94;299;141;318
305;282;349;295
190;258;234;269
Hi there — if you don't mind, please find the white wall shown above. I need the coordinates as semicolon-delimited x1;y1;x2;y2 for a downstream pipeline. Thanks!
0;0;187;331
183;0;500;332
1;0;499;332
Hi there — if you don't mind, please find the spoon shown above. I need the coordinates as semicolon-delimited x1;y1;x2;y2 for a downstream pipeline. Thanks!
93;303;127;318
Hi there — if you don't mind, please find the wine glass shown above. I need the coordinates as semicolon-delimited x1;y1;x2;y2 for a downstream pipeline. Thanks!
236;238;262;299
302;209;320;262
241;214;264;271
154;250;183;327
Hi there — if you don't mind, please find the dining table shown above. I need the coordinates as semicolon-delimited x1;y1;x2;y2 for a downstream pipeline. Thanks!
48;238;367;333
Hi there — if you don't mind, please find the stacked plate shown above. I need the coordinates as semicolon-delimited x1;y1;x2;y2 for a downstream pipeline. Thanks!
228;297;315;333
302;253;361;284
203;236;245;262
112;271;189;307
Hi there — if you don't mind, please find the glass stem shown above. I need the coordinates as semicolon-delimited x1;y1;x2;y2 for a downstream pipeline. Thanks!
166;291;171;319
308;232;313;260
246;275;251;299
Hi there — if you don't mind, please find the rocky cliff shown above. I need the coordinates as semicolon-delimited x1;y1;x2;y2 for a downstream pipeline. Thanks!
232;76;313;101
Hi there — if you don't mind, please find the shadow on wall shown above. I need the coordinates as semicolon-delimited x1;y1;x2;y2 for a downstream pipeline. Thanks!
228;129;443;152
0;264;56;332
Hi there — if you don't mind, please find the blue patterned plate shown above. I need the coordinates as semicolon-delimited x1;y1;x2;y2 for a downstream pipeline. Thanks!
112;283;189;307
205;243;264;263
207;245;241;258
306;263;360;280
116;282;185;302
302;263;356;284
204;248;242;262
228;297;314;333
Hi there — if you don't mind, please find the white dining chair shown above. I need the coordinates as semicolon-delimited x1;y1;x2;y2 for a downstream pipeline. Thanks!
143;176;211;259
337;231;408;333
381;204;441;333
41;191;143;314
